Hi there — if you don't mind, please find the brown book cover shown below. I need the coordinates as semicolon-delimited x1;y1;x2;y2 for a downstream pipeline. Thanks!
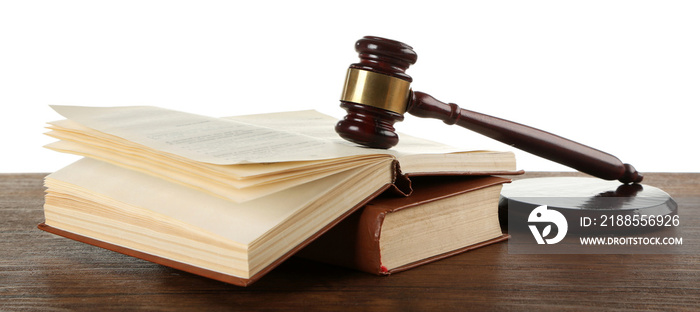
298;176;510;275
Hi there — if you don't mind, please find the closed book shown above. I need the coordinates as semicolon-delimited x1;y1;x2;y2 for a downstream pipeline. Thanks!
299;176;510;275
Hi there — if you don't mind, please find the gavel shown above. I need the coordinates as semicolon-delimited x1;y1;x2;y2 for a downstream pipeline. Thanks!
335;36;643;184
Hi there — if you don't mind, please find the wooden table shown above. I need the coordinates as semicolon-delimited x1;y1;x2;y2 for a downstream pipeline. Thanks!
2;172;699;311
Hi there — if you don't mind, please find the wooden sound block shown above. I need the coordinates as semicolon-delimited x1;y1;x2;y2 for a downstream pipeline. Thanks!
500;177;677;233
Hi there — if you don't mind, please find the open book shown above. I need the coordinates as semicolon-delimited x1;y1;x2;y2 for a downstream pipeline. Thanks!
40;106;520;286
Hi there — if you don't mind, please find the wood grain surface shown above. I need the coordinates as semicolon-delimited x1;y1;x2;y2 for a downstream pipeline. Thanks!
1;172;699;311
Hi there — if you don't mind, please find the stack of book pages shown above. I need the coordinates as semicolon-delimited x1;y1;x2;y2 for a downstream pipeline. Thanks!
40;106;520;286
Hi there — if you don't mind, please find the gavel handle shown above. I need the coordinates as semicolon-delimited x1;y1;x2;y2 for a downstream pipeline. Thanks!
408;91;643;184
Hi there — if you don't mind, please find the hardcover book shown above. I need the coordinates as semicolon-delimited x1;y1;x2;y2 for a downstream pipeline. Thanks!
299;175;510;275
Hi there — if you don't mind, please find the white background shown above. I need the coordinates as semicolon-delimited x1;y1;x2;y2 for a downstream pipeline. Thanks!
2;0;699;173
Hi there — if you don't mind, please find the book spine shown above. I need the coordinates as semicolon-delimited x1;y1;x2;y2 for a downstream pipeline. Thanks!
295;206;386;275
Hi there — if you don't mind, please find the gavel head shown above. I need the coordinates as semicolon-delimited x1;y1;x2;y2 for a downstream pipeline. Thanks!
335;36;418;149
